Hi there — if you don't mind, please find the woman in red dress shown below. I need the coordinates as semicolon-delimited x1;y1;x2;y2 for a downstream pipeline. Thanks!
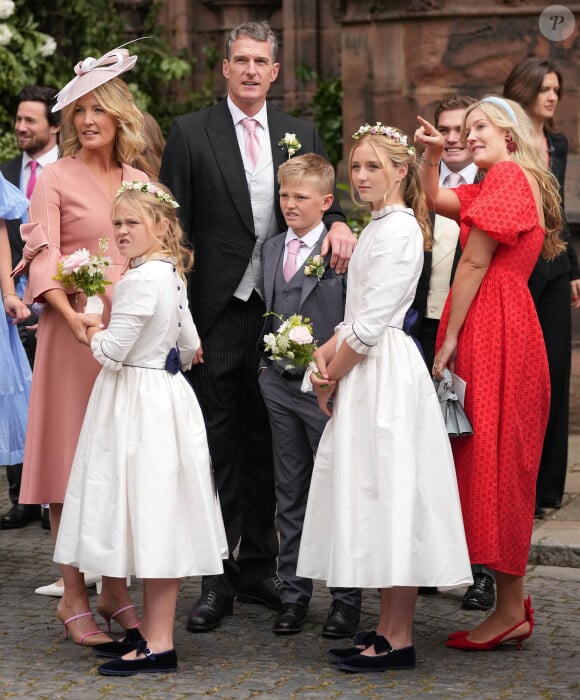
415;96;563;650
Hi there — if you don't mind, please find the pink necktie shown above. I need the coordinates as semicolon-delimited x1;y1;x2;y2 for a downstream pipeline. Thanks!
26;160;38;199
241;118;260;170
444;172;462;188
284;238;304;282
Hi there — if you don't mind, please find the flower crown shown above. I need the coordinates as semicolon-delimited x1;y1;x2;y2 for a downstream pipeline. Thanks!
352;122;415;154
118;180;180;208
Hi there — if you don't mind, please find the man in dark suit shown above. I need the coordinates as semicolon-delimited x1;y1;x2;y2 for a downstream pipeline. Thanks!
160;21;355;633
0;85;59;531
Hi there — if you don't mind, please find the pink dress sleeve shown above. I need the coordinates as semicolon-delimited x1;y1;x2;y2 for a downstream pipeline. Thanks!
22;164;66;303
458;161;538;246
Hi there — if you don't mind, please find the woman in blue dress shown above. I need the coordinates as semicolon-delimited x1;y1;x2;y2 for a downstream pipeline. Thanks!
0;171;32;469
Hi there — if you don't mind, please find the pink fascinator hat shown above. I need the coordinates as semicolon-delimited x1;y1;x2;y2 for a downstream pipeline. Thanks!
52;47;137;112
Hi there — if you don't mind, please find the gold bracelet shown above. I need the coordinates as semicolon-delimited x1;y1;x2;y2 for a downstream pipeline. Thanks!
2;292;19;298
421;156;442;167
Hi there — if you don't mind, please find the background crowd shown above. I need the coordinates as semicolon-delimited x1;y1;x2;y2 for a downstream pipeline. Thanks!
0;18;577;677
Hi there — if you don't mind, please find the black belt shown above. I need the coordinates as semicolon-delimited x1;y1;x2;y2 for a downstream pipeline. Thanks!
271;363;305;381
281;370;304;380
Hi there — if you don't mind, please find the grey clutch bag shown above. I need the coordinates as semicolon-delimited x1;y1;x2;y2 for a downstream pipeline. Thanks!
434;368;473;438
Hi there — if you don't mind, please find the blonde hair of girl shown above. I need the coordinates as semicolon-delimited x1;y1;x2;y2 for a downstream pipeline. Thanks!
348;129;432;250
113;181;194;277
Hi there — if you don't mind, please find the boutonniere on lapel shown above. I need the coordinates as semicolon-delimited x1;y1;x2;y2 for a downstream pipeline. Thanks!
278;133;301;158
304;255;325;281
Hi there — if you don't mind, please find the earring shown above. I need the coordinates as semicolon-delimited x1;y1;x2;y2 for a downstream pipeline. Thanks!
505;132;518;153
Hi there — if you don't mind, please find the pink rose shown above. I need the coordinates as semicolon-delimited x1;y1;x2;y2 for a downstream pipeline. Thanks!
61;248;91;274
288;326;314;345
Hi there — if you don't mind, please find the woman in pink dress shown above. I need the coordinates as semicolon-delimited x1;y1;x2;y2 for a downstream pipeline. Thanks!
18;48;148;648
415;96;564;650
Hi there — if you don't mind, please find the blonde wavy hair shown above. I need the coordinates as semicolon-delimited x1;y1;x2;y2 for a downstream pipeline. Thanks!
112;182;194;277
348;131;432;250
60;78;145;166
462;96;564;259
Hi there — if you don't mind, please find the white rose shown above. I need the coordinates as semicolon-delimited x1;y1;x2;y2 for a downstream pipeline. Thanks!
263;333;276;349
0;22;13;46
289;326;314;345
0;1;15;20
39;36;57;57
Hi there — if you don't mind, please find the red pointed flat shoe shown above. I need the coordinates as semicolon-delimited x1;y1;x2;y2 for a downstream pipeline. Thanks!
446;596;534;651
447;629;470;640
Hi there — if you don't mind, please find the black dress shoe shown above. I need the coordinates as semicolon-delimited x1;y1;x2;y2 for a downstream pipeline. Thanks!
93;627;144;658
237;575;282;610
0;504;41;529
338;636;416;673
534;504;545;519
98;641;177;676
272;603;308;634
462;573;495;611
41;507;51;531
322;600;360;639
328;630;377;662
186;590;233;632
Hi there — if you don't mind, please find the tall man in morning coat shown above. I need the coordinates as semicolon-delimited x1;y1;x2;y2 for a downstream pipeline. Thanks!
160;20;356;633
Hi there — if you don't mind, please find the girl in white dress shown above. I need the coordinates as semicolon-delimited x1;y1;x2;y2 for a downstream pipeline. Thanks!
296;125;472;672
54;181;227;676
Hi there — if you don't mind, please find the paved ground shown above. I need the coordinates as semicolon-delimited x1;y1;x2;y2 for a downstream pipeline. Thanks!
2;341;580;698
2;452;580;699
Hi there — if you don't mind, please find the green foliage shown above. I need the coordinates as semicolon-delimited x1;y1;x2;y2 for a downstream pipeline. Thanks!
294;63;343;169
0;130;17;161
336;182;371;238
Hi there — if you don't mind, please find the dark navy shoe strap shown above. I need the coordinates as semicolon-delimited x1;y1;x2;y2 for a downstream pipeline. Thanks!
373;635;393;654
353;630;376;647
136;639;157;661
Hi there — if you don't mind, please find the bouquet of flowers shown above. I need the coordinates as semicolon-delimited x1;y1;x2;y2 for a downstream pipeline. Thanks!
53;236;112;312
263;312;318;371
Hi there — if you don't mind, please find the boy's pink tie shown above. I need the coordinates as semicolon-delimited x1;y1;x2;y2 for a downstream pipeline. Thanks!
284;238;304;282
26;160;38;199
241;118;260;170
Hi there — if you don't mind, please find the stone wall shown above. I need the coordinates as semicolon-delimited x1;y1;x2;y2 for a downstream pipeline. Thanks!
157;0;580;219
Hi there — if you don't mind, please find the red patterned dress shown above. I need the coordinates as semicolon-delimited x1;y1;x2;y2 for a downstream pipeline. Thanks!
437;160;550;576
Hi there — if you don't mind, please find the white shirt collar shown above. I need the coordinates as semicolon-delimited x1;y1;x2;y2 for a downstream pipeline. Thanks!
227;96;268;130
284;222;325;250
22;144;59;170
439;160;478;186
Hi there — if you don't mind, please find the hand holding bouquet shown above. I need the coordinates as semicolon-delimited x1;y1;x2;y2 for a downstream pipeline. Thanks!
53;236;112;313
263;312;331;396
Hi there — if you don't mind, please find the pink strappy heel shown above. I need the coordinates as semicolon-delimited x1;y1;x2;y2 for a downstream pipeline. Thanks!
60;611;105;645
99;603;140;633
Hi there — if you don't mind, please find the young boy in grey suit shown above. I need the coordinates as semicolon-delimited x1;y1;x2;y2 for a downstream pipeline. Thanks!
259;154;361;637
